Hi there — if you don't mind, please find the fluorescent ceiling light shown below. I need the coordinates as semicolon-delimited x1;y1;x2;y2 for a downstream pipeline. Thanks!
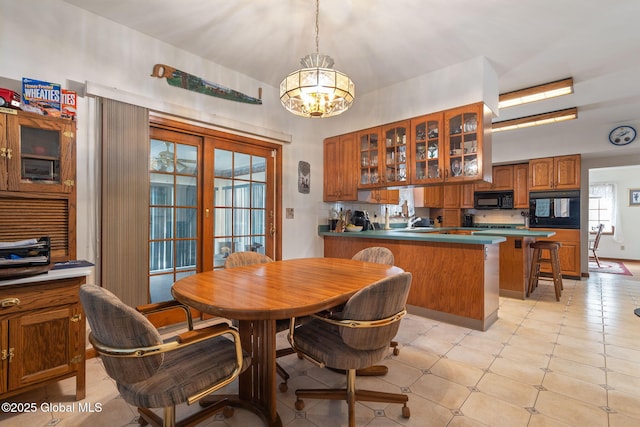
492;108;577;132
498;78;573;109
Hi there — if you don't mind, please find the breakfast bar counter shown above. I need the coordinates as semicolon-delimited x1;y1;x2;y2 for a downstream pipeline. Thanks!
321;228;505;331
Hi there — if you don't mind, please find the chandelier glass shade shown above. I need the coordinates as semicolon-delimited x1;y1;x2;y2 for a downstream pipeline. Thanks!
280;53;355;118
279;0;355;118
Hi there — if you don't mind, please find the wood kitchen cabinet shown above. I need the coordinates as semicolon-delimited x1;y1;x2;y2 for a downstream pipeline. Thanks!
474;165;514;191
357;127;381;188
410;112;443;184
443;103;492;183
416;185;443;208
357;122;409;188
529;154;581;191
534;228;581;278
1;111;75;194
443;184;461;208
492;165;514;190
0;276;86;400
460;183;475;208
0;110;77;262
513;163;529;208
381;121;410;186
323;133;358;201
361;189;400;204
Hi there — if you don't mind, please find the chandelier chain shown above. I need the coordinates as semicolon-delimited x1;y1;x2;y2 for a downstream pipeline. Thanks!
315;0;320;55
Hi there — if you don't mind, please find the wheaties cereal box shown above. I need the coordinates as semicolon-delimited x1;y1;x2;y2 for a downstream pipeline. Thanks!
61;89;77;120
21;77;61;117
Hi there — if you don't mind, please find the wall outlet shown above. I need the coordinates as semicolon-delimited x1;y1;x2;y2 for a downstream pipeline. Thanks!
286;208;294;219
621;245;625;250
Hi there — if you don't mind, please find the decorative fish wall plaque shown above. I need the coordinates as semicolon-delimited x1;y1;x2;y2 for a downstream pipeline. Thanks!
151;64;262;105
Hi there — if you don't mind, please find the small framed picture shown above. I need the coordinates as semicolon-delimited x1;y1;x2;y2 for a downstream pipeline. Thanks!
630;189;640;206
298;161;310;194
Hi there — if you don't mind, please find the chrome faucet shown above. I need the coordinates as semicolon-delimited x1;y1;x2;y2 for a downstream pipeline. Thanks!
407;216;422;229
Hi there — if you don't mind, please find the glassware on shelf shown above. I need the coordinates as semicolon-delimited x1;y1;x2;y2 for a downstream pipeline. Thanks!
451;159;462;177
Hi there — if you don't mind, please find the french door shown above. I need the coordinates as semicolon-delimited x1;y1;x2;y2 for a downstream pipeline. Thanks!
148;121;279;304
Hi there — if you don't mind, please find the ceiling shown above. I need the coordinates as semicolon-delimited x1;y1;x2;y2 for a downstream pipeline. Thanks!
63;0;640;156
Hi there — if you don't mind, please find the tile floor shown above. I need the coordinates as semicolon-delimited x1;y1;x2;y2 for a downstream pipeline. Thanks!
1;261;639;427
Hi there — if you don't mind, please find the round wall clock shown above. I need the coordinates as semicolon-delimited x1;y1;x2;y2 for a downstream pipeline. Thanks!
608;125;636;146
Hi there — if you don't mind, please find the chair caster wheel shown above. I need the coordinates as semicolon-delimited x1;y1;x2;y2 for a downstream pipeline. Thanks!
279;382;288;392
223;406;234;418
393;347;400;356
402;406;410;418
295;399;305;410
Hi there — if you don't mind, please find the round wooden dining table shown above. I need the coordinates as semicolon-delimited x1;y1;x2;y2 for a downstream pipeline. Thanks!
171;257;404;427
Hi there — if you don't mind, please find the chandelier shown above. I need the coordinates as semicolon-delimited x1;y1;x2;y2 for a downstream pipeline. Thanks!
279;0;355;118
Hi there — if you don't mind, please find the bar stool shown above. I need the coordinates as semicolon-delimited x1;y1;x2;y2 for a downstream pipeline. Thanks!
528;241;563;301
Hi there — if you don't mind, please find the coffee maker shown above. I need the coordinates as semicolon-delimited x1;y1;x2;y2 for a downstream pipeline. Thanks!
463;214;474;227
351;211;371;230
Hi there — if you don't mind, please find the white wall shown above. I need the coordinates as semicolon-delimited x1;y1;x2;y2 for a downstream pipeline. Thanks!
3;0;638;271
588;165;640;260
0;0;500;264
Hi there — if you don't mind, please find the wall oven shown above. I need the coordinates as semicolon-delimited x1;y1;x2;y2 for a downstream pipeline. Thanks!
529;190;580;229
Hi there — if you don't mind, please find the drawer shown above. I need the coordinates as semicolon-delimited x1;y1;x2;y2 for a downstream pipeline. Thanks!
0;280;80;316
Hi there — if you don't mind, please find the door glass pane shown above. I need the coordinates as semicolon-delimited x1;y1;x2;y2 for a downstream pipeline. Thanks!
176;208;197;238
252;156;266;182
176;144;197;175
149;138;199;302
213;149;269;267
176;176;197;206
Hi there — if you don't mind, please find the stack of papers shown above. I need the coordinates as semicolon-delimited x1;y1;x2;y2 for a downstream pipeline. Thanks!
0;239;49;266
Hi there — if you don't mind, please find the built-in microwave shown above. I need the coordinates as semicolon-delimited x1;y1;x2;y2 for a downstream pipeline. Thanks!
529;190;580;229
474;191;514;209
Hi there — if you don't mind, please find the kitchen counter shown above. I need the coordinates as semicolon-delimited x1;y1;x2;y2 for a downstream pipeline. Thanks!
472;229;556;238
0;261;94;287
322;228;503;331
319;227;507;245
472;229;556;299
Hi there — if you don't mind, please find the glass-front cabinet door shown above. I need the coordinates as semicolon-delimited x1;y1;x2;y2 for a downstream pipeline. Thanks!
357;127;380;187
444;103;488;182
411;113;443;184
4;113;75;193
382;121;409;186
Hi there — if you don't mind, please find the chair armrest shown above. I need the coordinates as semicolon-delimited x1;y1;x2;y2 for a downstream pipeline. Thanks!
309;308;407;328
177;323;237;344
89;323;242;358
136;300;194;330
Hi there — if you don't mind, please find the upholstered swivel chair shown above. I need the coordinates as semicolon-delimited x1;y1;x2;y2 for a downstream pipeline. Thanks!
224;251;296;392
352;246;395;266
80;284;250;427
589;223;605;268
289;272;413;427
352;247;400;357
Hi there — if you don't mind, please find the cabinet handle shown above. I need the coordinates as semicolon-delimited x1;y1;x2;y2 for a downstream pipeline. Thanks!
0;148;12;159
0;298;20;308
63;179;75;187
70;314;82;322
6;148;11;159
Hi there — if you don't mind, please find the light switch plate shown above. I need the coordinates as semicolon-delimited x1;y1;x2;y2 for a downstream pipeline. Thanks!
286;208;294;219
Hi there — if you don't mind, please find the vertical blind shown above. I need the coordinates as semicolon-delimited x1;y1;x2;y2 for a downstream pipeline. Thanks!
101;99;150;306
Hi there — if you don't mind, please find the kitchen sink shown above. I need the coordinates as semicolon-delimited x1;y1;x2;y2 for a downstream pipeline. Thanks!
395;227;437;233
